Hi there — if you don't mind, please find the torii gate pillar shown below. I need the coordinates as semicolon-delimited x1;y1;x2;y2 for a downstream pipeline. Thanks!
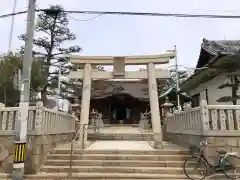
147;63;162;148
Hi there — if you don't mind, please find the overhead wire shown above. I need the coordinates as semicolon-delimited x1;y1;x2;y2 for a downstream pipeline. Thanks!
67;14;103;21
40;9;240;19
0;10;28;18
2;9;240;19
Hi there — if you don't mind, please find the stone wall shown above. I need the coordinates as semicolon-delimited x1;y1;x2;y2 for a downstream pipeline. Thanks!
165;132;240;165
0;132;74;174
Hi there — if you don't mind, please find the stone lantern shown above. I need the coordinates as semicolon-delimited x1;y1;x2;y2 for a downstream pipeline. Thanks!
161;97;174;123
161;97;174;140
69;96;81;135
71;96;81;121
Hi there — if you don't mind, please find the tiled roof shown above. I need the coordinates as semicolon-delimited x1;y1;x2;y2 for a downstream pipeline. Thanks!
180;38;240;91
195;38;240;69
201;38;240;56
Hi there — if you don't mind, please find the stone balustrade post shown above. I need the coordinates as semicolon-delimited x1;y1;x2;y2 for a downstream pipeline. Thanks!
35;101;44;135
200;100;210;135
0;103;5;109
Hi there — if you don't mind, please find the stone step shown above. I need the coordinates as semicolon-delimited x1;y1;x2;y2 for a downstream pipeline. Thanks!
51;149;189;155
48;154;189;161
0;172;191;179
41;165;186;174
87;133;153;141
0;172;229;180
103;124;140;127
45;159;184;167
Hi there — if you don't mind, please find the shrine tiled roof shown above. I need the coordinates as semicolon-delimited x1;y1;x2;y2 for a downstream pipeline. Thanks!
202;38;240;55
196;38;240;69
180;38;240;92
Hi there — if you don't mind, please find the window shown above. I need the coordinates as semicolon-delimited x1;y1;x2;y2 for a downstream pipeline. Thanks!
191;93;200;107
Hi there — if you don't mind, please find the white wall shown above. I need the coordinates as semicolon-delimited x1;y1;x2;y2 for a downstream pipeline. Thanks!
187;74;234;105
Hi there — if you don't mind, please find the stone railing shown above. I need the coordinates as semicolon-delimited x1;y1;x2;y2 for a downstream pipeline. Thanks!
0;101;75;135
166;100;240;136
166;106;202;135
207;105;240;135
0;101;75;174
165;100;240;164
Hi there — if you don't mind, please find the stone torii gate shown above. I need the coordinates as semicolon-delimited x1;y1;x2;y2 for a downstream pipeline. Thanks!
69;52;175;148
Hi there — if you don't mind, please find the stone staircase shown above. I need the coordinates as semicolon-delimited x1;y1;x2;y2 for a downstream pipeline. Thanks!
24;147;191;179
87;125;153;141
87;133;153;141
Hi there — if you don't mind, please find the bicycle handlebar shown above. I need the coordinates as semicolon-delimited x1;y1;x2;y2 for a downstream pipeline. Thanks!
200;140;208;147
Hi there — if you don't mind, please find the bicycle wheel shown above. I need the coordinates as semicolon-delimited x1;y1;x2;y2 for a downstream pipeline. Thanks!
184;156;208;180
222;154;240;179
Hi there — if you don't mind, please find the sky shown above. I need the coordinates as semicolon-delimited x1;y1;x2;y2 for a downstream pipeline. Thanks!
1;0;240;71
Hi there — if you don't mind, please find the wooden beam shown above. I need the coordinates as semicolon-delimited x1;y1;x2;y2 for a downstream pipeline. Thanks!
70;53;175;65
70;69;170;79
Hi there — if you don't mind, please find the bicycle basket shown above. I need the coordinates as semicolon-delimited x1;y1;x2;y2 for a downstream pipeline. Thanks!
189;145;201;155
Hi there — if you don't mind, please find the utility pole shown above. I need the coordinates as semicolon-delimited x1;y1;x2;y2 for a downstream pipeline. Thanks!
8;0;18;54
174;45;181;111
12;0;36;180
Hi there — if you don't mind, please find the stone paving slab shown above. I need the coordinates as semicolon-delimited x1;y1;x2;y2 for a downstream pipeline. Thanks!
88;126;144;134
0;172;229;180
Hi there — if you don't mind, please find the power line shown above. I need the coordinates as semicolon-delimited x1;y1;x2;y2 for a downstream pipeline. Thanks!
2;9;240;19
42;9;240;19
67;14;103;21
0;10;27;18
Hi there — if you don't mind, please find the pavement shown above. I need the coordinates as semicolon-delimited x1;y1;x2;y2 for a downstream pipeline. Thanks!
55;126;187;151
86;140;154;150
88;126;144;134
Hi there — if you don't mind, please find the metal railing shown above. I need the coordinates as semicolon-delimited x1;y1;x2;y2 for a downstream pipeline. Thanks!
68;126;82;178
67;123;99;178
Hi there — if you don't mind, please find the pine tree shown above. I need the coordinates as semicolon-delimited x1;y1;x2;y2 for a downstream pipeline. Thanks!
19;5;81;105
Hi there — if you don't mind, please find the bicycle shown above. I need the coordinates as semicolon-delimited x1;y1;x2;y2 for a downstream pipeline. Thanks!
183;140;240;180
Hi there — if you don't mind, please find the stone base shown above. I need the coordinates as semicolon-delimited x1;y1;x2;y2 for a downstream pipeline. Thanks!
153;133;163;149
165;132;240;165
0;133;74;174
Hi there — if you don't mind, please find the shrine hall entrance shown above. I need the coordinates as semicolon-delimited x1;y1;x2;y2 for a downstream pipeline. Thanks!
111;102;127;124
109;93;136;124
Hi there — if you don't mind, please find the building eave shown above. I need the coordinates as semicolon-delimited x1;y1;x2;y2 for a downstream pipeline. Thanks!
180;54;240;92
195;38;240;70
180;38;240;93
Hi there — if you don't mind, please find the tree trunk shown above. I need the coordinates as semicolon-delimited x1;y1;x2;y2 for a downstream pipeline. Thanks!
41;85;48;106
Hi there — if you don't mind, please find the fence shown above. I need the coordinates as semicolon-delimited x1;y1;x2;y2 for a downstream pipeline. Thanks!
166;100;240;136
0;101;75;135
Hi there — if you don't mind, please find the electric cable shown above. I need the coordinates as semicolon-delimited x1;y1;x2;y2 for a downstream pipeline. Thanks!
0;10;28;18
2;9;240;19
43;9;240;19
67;14;103;21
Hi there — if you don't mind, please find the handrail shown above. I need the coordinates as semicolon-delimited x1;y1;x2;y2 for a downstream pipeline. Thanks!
68;126;83;177
67;123;99;178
